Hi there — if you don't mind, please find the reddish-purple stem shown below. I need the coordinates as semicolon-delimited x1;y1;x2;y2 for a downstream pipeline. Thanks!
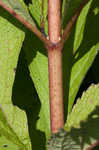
0;0;88;46
0;0;48;44
47;45;64;134
47;0;64;134
86;141;99;150
48;0;61;43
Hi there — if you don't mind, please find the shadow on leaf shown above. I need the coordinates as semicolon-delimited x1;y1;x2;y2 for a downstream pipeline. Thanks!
48;106;99;150
12;50;46;150
67;106;99;150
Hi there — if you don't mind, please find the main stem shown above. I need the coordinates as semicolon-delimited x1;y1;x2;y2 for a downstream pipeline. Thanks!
47;0;64;134
48;47;64;134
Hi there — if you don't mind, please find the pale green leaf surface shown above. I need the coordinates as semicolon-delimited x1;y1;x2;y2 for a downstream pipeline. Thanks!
29;3;41;26
0;9;30;149
31;0;47;21
0;135;19;150
0;108;25;149
29;52;50;132
65;84;99;129
29;0;48;34
2;0;36;26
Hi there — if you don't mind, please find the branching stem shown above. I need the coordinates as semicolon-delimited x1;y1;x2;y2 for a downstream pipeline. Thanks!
86;141;99;150
62;0;89;45
0;0;88;46
0;0;48;44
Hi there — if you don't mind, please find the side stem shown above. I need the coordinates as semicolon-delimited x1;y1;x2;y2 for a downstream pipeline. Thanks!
47;0;64;134
0;0;48;44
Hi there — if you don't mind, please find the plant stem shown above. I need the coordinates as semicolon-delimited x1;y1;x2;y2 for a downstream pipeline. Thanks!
0;0;48;44
48;0;61;43
47;47;64;134
47;0;64;134
86;141;99;150
0;0;88;46
62;0;89;45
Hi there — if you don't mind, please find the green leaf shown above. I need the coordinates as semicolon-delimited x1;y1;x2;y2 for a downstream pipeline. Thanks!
65;84;99;150
62;0;93;52
73;0;92;53
29;1;41;26
13;48;47;150
23;30;50;150
0;135;20;150
68;43;99;112
0;8;30;150
63;0;99;113
2;0;36;26
47;128;81;150
29;0;48;34
65;84;99;129
0;107;25;149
